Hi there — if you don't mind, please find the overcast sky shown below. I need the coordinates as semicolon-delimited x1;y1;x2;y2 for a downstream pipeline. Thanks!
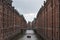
12;0;46;22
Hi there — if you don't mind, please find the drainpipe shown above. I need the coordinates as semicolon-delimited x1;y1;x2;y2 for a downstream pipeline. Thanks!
2;0;4;40
51;0;53;40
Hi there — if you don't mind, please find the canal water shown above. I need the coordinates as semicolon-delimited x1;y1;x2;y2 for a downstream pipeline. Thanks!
12;30;42;40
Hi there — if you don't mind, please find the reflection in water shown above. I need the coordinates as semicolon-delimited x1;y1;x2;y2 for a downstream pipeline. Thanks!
13;30;42;40
26;30;34;34
18;30;37;40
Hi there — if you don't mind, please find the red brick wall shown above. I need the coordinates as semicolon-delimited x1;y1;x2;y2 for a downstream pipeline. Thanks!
0;2;3;40
34;0;60;40
0;0;27;40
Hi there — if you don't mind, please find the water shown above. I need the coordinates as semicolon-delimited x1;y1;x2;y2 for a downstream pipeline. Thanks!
12;30;42;40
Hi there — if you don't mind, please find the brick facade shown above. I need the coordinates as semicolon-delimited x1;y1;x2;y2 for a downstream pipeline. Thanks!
0;0;27;40
33;0;60;40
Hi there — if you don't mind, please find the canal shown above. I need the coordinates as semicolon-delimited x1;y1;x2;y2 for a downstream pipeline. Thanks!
12;30;43;40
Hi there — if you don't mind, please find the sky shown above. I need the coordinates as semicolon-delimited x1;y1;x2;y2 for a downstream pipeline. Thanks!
12;0;46;22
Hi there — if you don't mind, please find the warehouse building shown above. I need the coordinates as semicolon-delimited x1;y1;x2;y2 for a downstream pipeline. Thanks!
0;0;27;40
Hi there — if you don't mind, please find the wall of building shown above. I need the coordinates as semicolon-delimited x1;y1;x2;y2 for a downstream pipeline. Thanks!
33;0;60;40
0;0;27;40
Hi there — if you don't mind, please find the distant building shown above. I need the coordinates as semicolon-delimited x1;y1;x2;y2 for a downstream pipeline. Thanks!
27;22;32;29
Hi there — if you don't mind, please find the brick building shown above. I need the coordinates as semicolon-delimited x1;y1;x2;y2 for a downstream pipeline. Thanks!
0;0;27;40
27;22;32;29
33;0;60;40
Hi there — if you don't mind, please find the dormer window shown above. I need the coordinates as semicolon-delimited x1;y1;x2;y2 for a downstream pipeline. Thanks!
5;0;13;6
1;0;13;6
